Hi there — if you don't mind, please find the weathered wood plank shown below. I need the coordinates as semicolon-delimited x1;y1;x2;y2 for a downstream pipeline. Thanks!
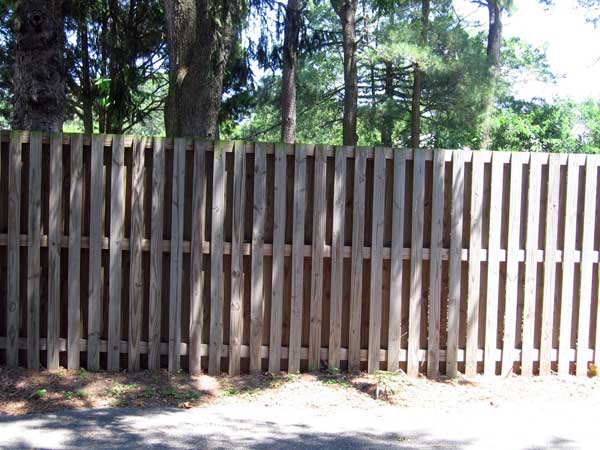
7;131;23;368
540;153;561;375
309;145;327;371
447;150;464;378
521;153;542;377
148;137;165;370
208;141;226;375
501;153;524;377
328;147;347;370
557;154;580;375
108;134;125;371
190;140;207;375
88;134;104;371
68;134;84;370
288;144;307;373
27;131;42;370
169;138;186;372
269;144;287;373
427;150;445;378
369;148;386;374
576;156;597;376
348;148;366;372
128;137;146;371
388;149;406;372
47;133;63;371
465;151;483;377
250;143;267;374
484;152;504;376
230;142;246;375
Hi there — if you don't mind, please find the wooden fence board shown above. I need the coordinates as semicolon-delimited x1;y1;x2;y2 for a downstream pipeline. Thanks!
484;152;504;376
108;135;125;371
229;142;246;375
47;133;63;371
169;138;186;372
309;145;327;371
576;156;597;376
348;148;366;372
428;149;445;378
250;143;267;374
447;150;464;377
369;148;387;374
88;134;104;370
388;149;406;372
329;147;347;370
190;140;207;375
465;151;483;377
540;153;561;375
521;153;542;376
128;137;146;371
558;154;580;375
501;153;524;376
269;144;287;373
26;131;42;369
209;142;226;375
68;134;84;370
288;144;307;373
148;137;165;370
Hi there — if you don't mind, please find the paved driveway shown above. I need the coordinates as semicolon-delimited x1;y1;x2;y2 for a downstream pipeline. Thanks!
0;399;598;449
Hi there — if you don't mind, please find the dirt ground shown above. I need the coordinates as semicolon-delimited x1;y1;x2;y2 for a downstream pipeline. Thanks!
1;366;598;417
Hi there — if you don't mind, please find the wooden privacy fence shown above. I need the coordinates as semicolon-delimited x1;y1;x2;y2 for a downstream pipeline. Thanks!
0;130;599;377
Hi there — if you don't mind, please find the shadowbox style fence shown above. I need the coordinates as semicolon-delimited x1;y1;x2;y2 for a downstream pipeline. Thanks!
0;130;599;378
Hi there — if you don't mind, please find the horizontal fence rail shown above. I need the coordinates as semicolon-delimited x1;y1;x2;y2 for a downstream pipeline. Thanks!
0;130;599;377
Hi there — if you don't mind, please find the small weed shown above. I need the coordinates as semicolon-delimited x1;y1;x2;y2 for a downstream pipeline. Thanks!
64;390;87;400
374;370;403;400
35;388;48;399
109;383;138;398
78;369;91;382
141;387;158;399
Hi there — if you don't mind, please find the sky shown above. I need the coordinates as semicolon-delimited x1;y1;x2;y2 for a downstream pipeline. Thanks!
455;0;600;101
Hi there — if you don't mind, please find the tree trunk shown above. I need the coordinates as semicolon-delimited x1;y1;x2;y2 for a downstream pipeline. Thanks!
410;0;430;150
281;0;299;144
481;0;502;149
11;0;65;131
78;7;93;134
163;0;241;138
381;61;394;147
332;0;358;146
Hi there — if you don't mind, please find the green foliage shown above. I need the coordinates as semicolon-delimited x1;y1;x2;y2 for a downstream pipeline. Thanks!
35;388;48;399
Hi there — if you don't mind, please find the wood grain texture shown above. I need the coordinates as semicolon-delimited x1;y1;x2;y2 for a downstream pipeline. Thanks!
88;134;105;370
250;143;267;374
68;133;84;370
208;141;227;375
309;145;327;371
288;144;308;373
148;137;165;370
27;131;42;369
428;149;445;378
447;150;464;378
128;137;146;371
348;148;366;372
540;153;561;376
521;153;542;377
7;130;23;367
369;148;386;374
108;135;125;371
501;153;524;377
388;149;406;372
465;151;483;377
169;138;186;372
47;133;63;371
557;154;580;375
328;147;347;370
576;156;597;376
230;142;246;375
269;144;287;373
484;152;504;376
190;140;207;375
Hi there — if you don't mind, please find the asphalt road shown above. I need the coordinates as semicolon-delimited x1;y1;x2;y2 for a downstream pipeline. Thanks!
0;399;598;449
